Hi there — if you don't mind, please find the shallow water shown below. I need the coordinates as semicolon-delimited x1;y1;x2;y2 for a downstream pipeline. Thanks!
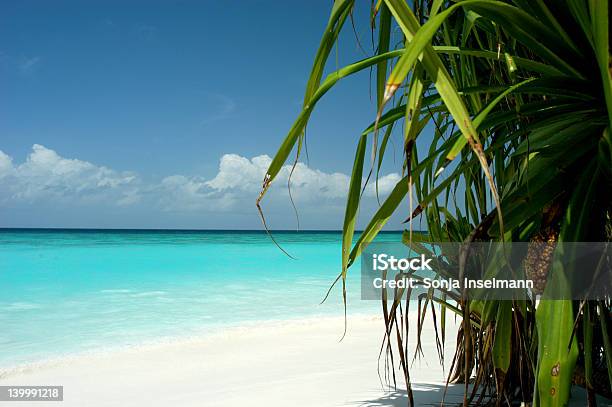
0;229;400;367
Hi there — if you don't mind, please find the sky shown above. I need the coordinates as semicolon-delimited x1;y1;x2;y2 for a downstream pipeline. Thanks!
0;0;417;230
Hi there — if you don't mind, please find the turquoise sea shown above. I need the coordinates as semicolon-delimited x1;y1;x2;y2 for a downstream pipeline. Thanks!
0;229;400;368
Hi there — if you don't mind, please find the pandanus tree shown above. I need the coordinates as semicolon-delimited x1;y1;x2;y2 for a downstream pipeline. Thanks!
257;0;612;405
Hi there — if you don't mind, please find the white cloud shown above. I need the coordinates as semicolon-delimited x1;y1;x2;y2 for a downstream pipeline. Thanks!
275;161;350;201
157;175;219;211
364;173;402;198
161;153;400;212
205;154;267;192
0;146;401;214
0;144;138;203
0;150;13;178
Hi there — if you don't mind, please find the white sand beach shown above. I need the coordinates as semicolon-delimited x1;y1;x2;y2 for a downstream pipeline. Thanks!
0;313;467;407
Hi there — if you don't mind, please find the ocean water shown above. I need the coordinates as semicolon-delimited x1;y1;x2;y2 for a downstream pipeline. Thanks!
0;229;401;368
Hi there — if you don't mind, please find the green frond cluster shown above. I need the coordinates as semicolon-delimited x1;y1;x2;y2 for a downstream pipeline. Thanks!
259;1;612;405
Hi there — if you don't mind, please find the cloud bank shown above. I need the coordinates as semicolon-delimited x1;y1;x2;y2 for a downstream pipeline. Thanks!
0;145;402;226
0;145;138;205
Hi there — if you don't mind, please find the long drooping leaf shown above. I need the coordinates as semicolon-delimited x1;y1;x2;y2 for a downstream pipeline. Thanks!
376;3;392;109
432;46;565;76
599;302;612;392
342;134;367;277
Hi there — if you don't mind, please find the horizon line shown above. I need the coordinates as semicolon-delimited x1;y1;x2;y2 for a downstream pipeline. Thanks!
0;227;418;233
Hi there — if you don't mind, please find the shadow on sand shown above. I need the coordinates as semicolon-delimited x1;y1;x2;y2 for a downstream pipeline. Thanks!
354;383;612;406
355;383;467;407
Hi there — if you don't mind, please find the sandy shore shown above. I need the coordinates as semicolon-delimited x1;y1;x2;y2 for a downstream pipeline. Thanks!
1;312;603;406
0;313;470;406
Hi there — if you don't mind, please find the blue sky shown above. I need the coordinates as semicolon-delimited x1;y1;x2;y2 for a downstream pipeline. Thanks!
1;1;415;229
